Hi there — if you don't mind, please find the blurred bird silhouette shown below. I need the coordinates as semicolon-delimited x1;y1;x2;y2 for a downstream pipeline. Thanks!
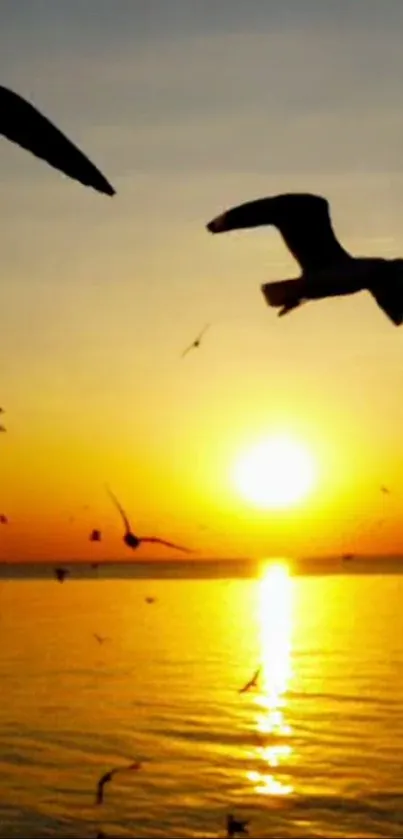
90;528;102;542
207;193;403;325
239;666;261;694
0;425;7;432
381;485;390;495
0;85;115;195
181;323;210;358
145;596;156;604
95;761;141;805
0;514;8;524
106;485;193;554
54;567;68;583
227;813;249;837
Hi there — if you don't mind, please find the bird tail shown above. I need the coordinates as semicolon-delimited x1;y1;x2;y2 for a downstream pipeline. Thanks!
261;277;305;317
369;281;403;326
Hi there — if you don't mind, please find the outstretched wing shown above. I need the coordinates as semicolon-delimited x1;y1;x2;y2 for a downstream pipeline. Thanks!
196;323;210;342
141;536;193;553
207;193;350;272
105;485;132;532
181;342;195;358
370;282;403;326
0;86;115;196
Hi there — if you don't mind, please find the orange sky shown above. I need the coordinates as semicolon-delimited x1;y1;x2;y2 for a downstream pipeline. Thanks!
1;2;403;561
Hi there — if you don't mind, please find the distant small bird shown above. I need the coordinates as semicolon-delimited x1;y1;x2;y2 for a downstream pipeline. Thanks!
342;553;354;562
207;192;403;325
0;514;8;524
227;813;249;838
54;567;68;583
181;323;210;358
381;485;390;495
0;85;115;195
95;761;141;805
145;596;156;604
106;485;193;554
239;666;261;694
94;633;109;645
90;528;102;542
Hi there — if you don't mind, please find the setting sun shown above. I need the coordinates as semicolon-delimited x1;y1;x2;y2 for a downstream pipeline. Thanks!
232;435;317;509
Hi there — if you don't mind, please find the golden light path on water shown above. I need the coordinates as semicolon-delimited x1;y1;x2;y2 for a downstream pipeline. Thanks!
248;561;294;797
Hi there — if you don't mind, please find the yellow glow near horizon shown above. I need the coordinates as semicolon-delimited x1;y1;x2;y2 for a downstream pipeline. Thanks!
232;435;317;510
248;561;294;796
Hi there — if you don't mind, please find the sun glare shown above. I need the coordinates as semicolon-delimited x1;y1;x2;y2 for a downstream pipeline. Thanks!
232;434;316;509
247;561;294;797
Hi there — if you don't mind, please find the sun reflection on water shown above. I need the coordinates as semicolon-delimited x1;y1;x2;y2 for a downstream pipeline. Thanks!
247;561;294;797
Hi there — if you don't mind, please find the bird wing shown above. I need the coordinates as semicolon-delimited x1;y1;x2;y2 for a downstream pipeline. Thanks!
105;485;132;532
181;342;195;358
141;537;193;553
207;193;350;272
0;85;115;196
239;666;260;693
369;282;403;326
196;323;210;342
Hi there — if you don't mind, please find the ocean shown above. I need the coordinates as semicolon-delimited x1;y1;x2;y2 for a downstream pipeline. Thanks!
0;559;402;837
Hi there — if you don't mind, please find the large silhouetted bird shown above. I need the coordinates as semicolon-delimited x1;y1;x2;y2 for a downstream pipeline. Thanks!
207;193;403;324
95;761;141;805
0;85;115;195
106;485;193;554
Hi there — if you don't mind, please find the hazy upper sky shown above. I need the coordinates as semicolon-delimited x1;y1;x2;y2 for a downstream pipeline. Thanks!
1;0;403;561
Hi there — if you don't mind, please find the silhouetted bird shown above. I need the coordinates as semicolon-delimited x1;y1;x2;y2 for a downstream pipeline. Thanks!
381;485;390;495
0;514;8;524
95;761;141;805
227;813;249;838
90;528;102;542
94;633;109;645
181;323;210;358
207;193;403;325
54;567;68;583
106;485;193;554
0;85;115;195
239;666;261;694
145;596;156;604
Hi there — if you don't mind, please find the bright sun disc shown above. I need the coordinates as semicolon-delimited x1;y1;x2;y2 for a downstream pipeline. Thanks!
233;435;316;509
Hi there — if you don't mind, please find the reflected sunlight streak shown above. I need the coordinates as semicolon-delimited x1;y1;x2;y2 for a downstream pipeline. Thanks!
248;561;294;797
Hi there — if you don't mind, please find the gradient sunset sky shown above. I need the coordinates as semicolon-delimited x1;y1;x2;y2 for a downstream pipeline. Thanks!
1;0;403;562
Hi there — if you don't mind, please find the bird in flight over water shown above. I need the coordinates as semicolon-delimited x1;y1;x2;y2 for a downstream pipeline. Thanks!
95;761;141;805
54;567;68;583
0;85;115;195
181;323;210;358
226;813;249;838
106;485;193;554
207;193;403;325
239;666;261;694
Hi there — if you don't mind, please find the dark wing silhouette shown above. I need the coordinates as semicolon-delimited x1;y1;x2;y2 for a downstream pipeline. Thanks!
207;193;350;272
239;666;261;694
181;341;196;358
0;85;115;196
105;485;132;532
370;282;403;326
195;323;210;342
141;536;193;553
181;323;210;357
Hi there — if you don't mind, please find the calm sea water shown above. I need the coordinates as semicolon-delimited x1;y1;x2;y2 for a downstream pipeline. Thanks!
0;561;402;838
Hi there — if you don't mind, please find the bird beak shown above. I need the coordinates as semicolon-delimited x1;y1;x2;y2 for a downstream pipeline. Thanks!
206;211;228;233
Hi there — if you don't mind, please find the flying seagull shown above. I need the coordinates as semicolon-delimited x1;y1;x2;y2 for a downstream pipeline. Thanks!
95;761;141;805
181;323;210;358
239;666;261;694
226;814;249;838
207;193;403;325
0;85;115;195
106;485;193;554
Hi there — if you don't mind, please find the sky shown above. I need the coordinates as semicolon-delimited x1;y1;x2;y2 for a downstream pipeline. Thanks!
1;0;403;561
